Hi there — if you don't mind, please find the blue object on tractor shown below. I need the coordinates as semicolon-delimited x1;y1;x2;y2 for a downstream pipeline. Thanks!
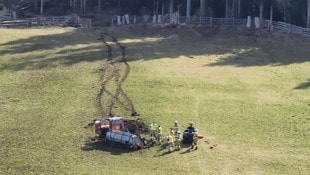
105;131;144;149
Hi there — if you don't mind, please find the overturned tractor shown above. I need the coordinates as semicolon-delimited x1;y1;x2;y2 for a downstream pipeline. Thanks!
94;117;149;149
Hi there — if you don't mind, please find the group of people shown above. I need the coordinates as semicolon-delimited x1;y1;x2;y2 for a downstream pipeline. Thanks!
149;120;199;152
166;121;182;152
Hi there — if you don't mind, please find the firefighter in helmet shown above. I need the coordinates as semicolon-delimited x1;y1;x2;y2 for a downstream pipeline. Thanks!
149;121;158;137
173;120;179;136
192;131;198;150
166;133;174;152
156;125;163;145
170;127;175;136
188;121;194;129
175;131;182;151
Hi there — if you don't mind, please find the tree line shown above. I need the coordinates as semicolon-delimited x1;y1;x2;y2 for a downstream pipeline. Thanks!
0;0;310;27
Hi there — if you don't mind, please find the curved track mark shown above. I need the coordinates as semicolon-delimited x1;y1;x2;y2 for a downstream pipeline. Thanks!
96;32;138;117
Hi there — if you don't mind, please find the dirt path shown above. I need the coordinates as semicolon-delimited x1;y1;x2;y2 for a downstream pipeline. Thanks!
96;32;138;118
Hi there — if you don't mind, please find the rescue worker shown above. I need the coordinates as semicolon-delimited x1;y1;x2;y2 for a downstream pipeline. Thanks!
191;132;198;150
175;131;182;151
188;121;195;130
149;133;156;146
149;121;158;137
170;128;175;136
180;121;195;144
166;133;174;152
173;120;179;136
156;125;163;145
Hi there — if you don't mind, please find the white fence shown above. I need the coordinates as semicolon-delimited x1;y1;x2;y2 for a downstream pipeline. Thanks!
112;14;310;37
0;14;12;19
274;21;310;37
0;16;92;28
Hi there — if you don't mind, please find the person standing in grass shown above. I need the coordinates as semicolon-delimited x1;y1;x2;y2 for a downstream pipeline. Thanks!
149;121;158;137
173;120;179;136
166;133;174;152
170;127;175;136
175;131;182;151
156;125;163;145
191;132;198;150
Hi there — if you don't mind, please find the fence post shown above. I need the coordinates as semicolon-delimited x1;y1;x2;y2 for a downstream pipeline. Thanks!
233;18;234;27
186;16;188;25
210;17;212;27
112;18;115;27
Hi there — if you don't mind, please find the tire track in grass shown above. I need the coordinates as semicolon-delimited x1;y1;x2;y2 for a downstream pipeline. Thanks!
96;32;138;118
111;36;136;116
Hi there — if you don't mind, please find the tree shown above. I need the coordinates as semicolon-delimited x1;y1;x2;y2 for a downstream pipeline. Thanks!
186;0;191;20
72;0;76;9
225;0;228;18
169;0;173;15
40;0;43;14
269;0;274;30
83;0;87;12
232;0;236;17
200;0;205;17
97;0;102;11
277;0;289;22
307;0;310;27
259;0;263;20
79;0;87;12
238;0;241;17
161;0;165;16
34;0;39;9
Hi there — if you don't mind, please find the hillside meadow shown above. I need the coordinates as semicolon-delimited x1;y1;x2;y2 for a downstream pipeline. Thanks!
0;26;309;175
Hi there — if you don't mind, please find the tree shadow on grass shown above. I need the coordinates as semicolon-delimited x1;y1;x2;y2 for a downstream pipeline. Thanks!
0;28;107;71
204;33;310;67
0;29;93;54
111;26;310;67
1;26;310;72
294;79;310;90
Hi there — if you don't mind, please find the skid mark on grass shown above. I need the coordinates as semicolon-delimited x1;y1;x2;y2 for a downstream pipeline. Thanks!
96;32;138;117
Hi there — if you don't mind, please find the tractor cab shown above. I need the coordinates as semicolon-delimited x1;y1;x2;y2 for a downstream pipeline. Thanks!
94;117;125;136
107;117;124;131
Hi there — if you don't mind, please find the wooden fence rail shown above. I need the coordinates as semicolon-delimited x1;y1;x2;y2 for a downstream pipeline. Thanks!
112;15;310;37
303;28;310;37
2;14;309;37
0;16;92;28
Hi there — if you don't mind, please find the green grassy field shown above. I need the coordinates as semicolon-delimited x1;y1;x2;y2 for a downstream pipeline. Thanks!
0;26;309;175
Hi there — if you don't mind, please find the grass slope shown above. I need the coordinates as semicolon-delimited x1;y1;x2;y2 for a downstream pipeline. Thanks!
0;26;309;175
